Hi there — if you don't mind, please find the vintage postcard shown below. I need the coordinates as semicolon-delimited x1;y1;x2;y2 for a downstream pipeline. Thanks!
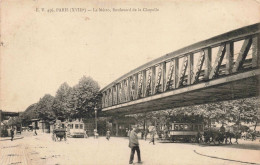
0;0;260;165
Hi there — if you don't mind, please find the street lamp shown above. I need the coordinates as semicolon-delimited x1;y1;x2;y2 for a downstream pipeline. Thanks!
94;106;97;131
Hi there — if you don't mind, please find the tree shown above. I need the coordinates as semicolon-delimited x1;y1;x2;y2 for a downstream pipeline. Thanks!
20;103;38;126
224;97;260;129
67;76;100;119
52;82;72;120
35;94;55;121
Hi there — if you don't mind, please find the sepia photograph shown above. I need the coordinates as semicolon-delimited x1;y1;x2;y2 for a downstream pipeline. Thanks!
0;0;260;164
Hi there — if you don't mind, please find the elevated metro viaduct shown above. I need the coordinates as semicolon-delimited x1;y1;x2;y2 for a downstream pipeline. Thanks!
100;23;260;116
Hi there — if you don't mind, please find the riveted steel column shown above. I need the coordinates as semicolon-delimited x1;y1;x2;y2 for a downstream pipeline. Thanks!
226;42;234;75
204;47;212;80
142;70;146;97
134;73;138;100
151;66;156;95
111;87;114;106
209;45;226;79
162;62;166;91
102;92;105;108
174;58;179;88
187;54;194;85
252;35;260;68
127;77;131;102
116;84;119;105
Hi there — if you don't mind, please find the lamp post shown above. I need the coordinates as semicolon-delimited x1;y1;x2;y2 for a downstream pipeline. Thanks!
95;106;97;131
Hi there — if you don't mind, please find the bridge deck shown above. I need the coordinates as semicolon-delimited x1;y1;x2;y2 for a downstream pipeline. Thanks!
103;69;259;115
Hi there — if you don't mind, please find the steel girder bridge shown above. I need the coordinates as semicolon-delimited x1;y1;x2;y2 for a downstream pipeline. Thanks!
100;23;260;115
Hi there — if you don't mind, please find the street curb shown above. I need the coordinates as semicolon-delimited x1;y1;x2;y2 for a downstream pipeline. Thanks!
0;137;24;141
194;150;260;165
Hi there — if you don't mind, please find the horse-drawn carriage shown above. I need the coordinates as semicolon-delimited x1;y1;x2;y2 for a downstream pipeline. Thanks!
52;128;67;141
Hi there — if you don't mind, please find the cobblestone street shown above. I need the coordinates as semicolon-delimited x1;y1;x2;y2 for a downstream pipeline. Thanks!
1;133;260;165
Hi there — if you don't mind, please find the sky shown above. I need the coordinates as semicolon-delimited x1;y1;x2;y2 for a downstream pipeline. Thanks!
1;0;260;112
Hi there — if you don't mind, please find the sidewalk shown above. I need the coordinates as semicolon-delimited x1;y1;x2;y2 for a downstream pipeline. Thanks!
195;145;260;165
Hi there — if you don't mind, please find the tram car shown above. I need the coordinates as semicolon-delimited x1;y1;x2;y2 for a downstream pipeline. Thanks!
169;122;204;142
67;120;86;138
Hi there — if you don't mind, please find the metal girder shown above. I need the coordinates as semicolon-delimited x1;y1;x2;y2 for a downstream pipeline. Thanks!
145;69;152;96
137;73;143;99
252;35;260;68
162;62;167;92
174;58;179;89
232;38;252;72
226;42;234;75
114;85;118;105
142;70;147;98
134;74;138;100
177;56;188;88
204;48;212;80
187;54;194;85
166;61;174;91
102;69;260;113
127;78;131;102
192;51;205;84
151;66;156;95
129;77;134;101
209;45;226;79
121;81;125;103
155;65;162;94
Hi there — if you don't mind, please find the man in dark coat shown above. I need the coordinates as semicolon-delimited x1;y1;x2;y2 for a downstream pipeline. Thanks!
10;128;14;141
128;127;141;164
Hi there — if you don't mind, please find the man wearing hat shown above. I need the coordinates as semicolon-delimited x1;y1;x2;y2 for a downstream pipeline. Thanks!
128;126;142;164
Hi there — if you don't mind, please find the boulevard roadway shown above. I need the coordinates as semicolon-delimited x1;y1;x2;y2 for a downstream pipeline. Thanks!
0;132;260;165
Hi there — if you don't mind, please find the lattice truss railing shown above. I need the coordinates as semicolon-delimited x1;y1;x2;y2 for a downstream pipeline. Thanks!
101;28;259;108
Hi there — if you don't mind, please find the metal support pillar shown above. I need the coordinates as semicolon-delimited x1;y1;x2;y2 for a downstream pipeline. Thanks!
142;70;146;97
151;66;156;95
134;74;139;100
226;42;234;75
204;47;212;80
174;58;179;88
187;54;194;85
162;62;166;91
252;35;260;68
127;77;131;101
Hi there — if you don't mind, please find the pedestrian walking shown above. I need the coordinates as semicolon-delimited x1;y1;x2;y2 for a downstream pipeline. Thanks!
235;131;240;144
94;129;98;139
144;128;148;141
34;128;37;136
128;129;131;137
106;129;111;140
126;128;129;137
128;127;142;164
10;128;14;141
149;131;155;145
85;129;89;138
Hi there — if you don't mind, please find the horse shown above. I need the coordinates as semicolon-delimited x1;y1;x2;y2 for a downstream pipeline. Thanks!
224;131;234;144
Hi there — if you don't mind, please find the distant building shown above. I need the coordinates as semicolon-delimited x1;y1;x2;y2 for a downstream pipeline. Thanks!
0;110;19;137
